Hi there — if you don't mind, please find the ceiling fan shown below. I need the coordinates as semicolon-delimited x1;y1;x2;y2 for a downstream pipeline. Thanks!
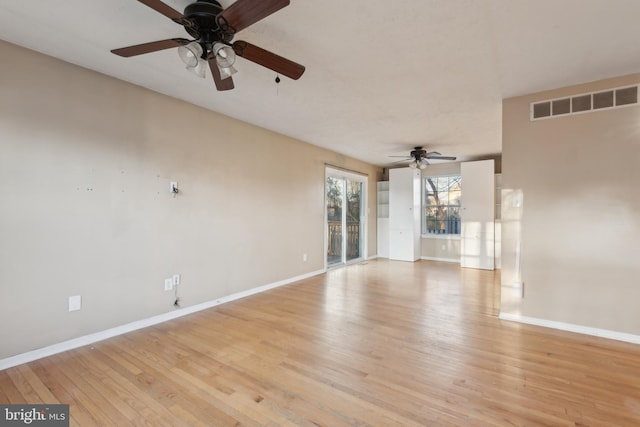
111;0;305;91
391;146;457;169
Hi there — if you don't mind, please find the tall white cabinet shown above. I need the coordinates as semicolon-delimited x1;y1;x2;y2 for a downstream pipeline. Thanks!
389;168;421;261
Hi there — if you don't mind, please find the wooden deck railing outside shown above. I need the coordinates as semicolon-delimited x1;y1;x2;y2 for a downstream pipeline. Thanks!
327;220;360;261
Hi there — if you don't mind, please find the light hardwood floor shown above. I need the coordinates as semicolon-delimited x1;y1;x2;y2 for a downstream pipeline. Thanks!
2;260;640;426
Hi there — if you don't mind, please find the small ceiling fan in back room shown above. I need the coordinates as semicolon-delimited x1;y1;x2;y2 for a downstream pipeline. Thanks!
390;147;457;169
111;0;306;91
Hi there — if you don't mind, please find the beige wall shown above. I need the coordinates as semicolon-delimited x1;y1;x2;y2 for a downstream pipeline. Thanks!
0;40;380;359
501;73;640;335
421;237;461;261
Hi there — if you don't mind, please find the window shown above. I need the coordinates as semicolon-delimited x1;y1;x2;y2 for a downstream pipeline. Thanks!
424;175;461;235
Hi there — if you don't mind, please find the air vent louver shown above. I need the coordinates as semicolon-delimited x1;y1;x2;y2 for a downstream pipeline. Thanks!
552;98;571;115
531;85;638;121
593;91;614;109
572;95;591;112
533;102;551;119
616;86;637;105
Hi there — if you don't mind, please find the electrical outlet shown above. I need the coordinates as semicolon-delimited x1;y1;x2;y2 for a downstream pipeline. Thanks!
164;278;173;291
173;274;181;286
302;253;308;262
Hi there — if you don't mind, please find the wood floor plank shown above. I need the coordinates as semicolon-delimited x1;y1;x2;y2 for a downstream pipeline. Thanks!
14;364;59;404
34;356;101;427
48;353;134;427
2;260;640;425
83;347;182;427
0;369;25;404
6;367;43;404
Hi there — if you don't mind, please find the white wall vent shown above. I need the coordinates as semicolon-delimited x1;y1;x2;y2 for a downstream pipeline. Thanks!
530;85;638;121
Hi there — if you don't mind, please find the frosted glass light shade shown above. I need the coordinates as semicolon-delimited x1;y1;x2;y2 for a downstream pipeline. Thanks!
178;42;203;67
187;59;207;78
219;65;237;80
213;42;236;68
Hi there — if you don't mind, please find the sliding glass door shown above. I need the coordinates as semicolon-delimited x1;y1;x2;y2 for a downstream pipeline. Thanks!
326;168;366;267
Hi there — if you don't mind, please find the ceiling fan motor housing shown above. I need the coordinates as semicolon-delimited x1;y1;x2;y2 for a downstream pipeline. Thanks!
410;147;427;161
183;0;233;45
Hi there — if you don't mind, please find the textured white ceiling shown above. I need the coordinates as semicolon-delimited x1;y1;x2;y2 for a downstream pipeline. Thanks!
1;0;640;166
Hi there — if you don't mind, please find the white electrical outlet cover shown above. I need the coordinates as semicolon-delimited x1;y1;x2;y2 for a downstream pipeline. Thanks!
173;274;180;285
164;278;173;291
69;295;82;312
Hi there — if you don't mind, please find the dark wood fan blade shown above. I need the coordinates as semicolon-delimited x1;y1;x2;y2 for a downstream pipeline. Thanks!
208;57;235;91
233;41;305;80
391;159;411;165
426;155;457;160
111;38;190;57
137;0;186;22
218;0;289;34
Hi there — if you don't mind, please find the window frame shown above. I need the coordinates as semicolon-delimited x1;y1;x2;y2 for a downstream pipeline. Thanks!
422;174;462;239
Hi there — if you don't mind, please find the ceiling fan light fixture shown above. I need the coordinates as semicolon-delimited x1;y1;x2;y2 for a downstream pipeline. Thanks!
186;58;207;79
218;64;237;80
178;41;204;67
408;159;427;169
213;42;236;68
110;0;306;91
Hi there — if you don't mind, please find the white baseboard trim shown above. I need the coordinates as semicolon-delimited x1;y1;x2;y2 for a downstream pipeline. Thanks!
420;256;460;264
499;312;640;345
0;269;325;371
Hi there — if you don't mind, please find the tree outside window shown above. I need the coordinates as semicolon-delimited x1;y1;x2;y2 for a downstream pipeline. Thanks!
424;175;461;235
327;177;361;223
326;177;343;221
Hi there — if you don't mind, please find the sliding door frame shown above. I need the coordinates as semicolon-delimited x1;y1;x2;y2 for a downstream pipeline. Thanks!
324;166;368;270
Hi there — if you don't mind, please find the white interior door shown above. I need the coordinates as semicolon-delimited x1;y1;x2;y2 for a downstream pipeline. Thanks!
461;160;495;270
